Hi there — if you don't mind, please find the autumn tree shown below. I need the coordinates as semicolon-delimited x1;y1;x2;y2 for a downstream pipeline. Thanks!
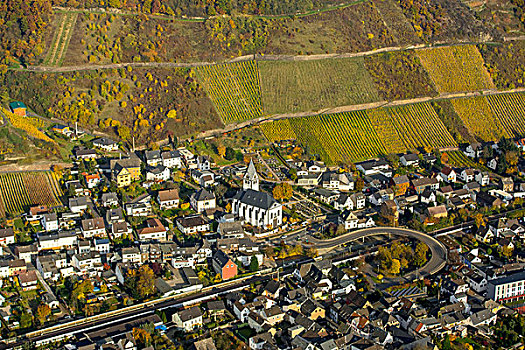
273;183;293;201
132;327;151;346
414;242;429;267
390;259;401;274
474;213;486;229
217;145;226;158
441;152;449;165
137;265;156;299
36;304;51;325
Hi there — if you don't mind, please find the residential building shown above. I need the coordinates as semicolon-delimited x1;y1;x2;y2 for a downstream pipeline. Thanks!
146;165;170;182
172;307;203;332
161;150;182;168
93;138;118;151
0;228;15;246
41;213;59;232
487;271;525;303
145;150;162;166
81;217;106;238
158;189;180;210
176;215;210;234
138;218;167;241
212;250;237;280
190;189;216;213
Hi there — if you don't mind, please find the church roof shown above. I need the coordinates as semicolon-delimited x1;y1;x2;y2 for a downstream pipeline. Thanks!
233;189;278;210
245;159;258;180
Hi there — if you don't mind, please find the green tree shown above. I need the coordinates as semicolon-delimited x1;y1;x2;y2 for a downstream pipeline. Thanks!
249;255;259;272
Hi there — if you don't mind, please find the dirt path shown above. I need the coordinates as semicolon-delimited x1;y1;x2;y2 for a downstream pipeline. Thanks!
17;36;525;73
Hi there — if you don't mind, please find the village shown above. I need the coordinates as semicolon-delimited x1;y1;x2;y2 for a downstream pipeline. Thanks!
1;116;525;350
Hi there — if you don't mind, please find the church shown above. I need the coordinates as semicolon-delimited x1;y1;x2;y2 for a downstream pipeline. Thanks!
232;160;283;229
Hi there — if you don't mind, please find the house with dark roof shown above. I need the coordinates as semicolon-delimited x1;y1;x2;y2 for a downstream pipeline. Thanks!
172;306;203;331
93;137;118;152
232;190;282;229
212;250;237;280
190;189;216;213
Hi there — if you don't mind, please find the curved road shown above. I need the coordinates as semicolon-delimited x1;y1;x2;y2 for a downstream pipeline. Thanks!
306;227;447;277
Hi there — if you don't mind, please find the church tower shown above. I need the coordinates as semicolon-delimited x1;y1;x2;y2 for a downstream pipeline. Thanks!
243;159;259;191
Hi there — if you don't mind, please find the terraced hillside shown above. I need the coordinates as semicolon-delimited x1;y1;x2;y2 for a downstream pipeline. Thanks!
416;45;495;93
0;172;63;218
451;97;510;141
259;58;381;115
486;93;525;138
195;61;263;124
261;102;457;164
44;12;78;66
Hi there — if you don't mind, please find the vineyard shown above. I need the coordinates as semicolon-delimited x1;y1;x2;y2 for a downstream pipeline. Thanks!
446;150;487;170
195;61;263;124
384;103;457;150
450;97;509;141
261;102;456;164
260;119;296;142
45;12;78;66
258;58;381;115
1;108;54;143
0;171;63;218
486;92;525;138
367;108;406;154
416;45;495;93
314;111;386;163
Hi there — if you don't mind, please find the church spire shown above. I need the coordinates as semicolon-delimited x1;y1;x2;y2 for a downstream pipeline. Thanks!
243;159;259;191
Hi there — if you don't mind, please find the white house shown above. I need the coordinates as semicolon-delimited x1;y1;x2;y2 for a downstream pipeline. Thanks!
440;167;456;183
172;307;203;332
190;189;216;213
157;189;180;210
176;215;211;234
93;137;118;151
475;172;490;186
81;217;106;238
41;213;59;232
146;165;170;182
400;154;419;167
145;150;162;166
161;150;182;168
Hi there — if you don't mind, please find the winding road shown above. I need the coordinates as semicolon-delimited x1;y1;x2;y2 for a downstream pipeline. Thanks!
306;227;447;277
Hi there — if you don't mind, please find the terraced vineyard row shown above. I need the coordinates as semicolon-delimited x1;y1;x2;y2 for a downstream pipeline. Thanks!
416;45;495;93
261;102;456;164
0;172;63;217
451;96;511;141
486;93;525;138
385;103;457;150
258;57;381;115
367;108;406;154
195;61;263;124
316;111;386;163
260;119;296;142
45;12;78;66
446;151;488;170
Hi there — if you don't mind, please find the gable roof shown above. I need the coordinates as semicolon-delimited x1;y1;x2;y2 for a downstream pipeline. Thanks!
233;189;278;210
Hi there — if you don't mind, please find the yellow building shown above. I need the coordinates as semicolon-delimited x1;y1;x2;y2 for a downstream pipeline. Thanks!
111;158;142;187
115;167;131;187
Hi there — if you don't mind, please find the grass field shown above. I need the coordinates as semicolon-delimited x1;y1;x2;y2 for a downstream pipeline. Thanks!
259;57;381;114
451;97;509;141
416;45;495;93
0;172;63;218
486;92;525;138
195;61;263;124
